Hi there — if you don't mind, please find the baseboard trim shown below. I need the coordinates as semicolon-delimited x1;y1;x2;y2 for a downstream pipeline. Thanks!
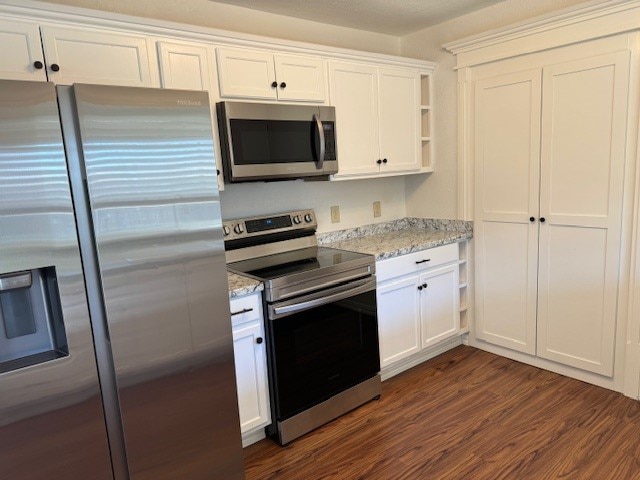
381;335;463;381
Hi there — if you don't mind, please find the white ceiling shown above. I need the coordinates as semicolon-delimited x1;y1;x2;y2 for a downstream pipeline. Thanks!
208;0;508;36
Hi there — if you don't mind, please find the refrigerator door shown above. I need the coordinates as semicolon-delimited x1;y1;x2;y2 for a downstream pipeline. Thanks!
64;84;245;480
0;80;112;479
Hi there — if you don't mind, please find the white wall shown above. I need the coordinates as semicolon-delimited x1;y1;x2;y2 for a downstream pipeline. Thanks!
400;0;591;219
35;0;400;55
220;177;406;233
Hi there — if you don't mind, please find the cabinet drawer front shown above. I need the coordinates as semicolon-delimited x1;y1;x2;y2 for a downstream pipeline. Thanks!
230;293;262;327
376;243;458;282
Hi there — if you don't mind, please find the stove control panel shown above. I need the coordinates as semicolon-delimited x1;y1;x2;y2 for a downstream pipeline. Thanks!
223;209;317;241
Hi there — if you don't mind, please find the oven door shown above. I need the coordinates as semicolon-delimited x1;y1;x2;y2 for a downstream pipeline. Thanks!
217;102;338;182
266;277;380;420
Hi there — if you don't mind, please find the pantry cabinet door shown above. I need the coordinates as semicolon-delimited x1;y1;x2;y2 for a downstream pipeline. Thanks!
0;19;47;82
536;51;629;376
329;62;380;177
377;275;421;367
40;25;156;86
378;68;421;173
473;69;542;355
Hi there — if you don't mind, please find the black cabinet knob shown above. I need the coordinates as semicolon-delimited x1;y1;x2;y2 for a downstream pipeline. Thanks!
256;337;263;344
216;169;221;176
33;61;44;70
529;216;535;222
376;159;382;165
271;81;278;88
382;158;388;164
280;82;286;89
540;217;546;223
417;285;423;291
422;283;428;288
50;63;60;72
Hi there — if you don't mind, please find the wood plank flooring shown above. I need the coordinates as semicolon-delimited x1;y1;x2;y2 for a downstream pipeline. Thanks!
244;346;640;479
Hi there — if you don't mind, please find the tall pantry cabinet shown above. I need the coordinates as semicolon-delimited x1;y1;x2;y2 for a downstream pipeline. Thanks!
446;1;640;392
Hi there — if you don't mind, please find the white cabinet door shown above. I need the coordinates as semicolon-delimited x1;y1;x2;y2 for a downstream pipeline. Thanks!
420;264;459;348
376;275;421;367
273;53;325;102
157;40;224;191
216;47;277;100
232;320;270;433
40;25;156;86
0;19;46;82
378;68;420;173
474;69;542;355
157;41;212;91
536;52;629;376
329;62;380;177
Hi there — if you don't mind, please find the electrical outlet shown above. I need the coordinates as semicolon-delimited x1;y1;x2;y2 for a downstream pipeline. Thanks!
330;205;340;223
373;201;382;218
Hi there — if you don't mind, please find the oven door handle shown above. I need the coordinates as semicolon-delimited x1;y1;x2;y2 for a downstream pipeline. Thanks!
270;277;375;320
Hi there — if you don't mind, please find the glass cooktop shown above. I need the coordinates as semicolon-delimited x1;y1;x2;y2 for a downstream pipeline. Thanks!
228;246;373;281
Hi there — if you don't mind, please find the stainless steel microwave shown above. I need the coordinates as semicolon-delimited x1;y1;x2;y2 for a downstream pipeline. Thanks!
216;101;338;182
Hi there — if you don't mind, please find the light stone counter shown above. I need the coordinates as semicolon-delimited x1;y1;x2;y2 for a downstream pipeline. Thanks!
228;271;263;298
318;218;473;261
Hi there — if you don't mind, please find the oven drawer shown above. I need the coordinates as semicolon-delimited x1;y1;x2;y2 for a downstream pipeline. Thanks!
376;243;458;282
230;293;262;327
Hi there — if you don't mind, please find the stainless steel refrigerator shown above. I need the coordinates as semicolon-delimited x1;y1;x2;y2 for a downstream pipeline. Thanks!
0;80;245;480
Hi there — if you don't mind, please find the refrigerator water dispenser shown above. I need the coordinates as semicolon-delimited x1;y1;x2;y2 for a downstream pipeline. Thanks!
0;267;69;373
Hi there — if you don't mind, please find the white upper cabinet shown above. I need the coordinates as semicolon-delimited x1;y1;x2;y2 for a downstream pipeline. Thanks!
329;62;421;179
40;25;157;86
157;41;213;91
0;19;46;82
328;62;380;177
216;47;326;102
377;68;421;173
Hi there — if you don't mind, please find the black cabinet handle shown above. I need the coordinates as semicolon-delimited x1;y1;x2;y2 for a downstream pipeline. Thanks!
417;285;423;291
422;283;428;288
33;61;44;70
280;82;286;89
256;337;263;345
415;259;431;264
50;63;60;72
271;81;278;88
529;216;535;222
376;159;382;165
540;217;546;223
230;307;253;316
382;158;388;164
216;169;221;176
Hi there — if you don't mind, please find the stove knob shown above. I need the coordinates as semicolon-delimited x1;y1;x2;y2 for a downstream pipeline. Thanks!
223;225;230;236
292;215;302;224
233;223;244;234
304;213;313;223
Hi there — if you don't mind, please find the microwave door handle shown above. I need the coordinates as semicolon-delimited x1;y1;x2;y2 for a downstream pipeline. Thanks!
313;113;325;170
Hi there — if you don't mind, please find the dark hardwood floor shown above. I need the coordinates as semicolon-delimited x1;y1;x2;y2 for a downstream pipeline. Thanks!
244;346;640;479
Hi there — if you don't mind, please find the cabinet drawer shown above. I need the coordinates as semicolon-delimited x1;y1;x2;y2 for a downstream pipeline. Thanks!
230;293;262;327
376;243;458;282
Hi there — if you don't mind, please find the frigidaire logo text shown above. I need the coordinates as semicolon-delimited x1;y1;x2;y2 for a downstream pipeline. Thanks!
177;99;202;106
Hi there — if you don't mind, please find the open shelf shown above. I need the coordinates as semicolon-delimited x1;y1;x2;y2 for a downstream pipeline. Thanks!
420;73;433;171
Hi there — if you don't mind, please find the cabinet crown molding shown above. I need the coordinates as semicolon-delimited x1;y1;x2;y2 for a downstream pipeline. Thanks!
0;0;435;72
443;0;640;68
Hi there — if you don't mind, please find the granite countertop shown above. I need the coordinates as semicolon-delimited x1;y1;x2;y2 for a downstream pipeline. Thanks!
318;218;473;261
228;271;263;298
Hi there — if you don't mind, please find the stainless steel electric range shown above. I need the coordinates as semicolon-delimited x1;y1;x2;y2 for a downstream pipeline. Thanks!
224;209;381;445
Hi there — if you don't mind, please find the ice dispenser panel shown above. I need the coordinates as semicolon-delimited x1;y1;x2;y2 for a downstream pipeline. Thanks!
0;267;69;373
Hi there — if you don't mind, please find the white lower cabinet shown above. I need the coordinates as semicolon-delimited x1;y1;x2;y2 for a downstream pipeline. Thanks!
376;244;460;377
230;293;270;446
